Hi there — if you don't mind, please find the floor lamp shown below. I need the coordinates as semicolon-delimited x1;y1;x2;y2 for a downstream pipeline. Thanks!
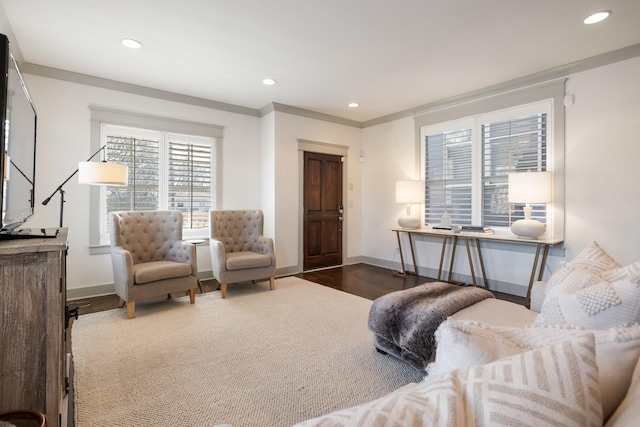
42;145;128;227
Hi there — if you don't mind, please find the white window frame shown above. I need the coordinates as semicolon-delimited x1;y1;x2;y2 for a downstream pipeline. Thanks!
97;124;216;244
414;79;565;239
88;107;223;252
421;101;552;229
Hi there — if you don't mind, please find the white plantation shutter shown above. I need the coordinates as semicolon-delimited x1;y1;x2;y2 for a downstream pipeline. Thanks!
424;128;473;225
482;113;547;227
106;135;160;212
167;140;212;229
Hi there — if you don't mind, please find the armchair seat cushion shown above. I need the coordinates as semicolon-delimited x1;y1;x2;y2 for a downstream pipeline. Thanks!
134;261;193;284
226;251;272;271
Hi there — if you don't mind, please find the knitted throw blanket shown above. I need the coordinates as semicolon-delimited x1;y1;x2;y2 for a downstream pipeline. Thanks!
368;282;494;369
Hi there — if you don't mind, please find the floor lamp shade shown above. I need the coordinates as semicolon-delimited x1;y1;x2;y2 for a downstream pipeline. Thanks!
508;171;551;239
78;161;128;186
396;180;423;229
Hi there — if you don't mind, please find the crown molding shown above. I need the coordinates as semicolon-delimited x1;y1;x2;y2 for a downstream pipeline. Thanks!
262;102;362;128
362;42;640;128
21;63;261;117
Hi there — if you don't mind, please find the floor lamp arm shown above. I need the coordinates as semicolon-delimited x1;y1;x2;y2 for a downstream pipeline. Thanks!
41;145;108;226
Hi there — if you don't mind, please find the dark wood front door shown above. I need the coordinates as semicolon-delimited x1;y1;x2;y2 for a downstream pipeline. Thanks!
303;151;343;270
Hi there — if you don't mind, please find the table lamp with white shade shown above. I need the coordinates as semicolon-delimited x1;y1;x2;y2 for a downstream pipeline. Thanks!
396;179;423;229
508;171;551;239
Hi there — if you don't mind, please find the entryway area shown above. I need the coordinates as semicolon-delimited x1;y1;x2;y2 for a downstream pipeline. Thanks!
298;139;350;272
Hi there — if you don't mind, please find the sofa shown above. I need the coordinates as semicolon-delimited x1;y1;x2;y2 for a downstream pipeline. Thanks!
296;241;640;426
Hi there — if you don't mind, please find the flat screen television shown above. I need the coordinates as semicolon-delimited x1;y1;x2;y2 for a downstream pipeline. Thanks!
0;33;45;238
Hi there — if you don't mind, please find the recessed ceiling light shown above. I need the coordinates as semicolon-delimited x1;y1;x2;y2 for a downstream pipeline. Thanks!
262;78;277;85
584;10;611;24
121;38;142;49
348;102;359;108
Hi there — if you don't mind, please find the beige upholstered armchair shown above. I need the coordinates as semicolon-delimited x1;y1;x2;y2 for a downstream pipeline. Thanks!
109;210;198;319
209;209;276;298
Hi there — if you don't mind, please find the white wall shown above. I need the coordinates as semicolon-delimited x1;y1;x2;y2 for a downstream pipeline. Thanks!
260;112;276;240
361;117;417;263
564;56;640;265
23;74;263;296
360;56;640;295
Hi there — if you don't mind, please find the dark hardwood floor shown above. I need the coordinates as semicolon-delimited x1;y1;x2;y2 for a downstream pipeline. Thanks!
297;263;438;300
70;263;524;315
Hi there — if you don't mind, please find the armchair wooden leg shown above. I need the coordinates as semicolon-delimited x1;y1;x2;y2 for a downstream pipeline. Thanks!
118;298;126;308
269;277;275;291
221;283;227;299
127;301;136;319
189;288;195;304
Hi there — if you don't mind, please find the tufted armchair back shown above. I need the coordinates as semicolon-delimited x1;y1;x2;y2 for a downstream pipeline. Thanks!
209;209;265;253
110;210;190;265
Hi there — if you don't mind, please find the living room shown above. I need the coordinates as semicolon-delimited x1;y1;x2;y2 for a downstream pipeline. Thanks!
0;2;638;302
1;1;640;425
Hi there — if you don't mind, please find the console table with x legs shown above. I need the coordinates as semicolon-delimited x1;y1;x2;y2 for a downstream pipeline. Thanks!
392;228;563;307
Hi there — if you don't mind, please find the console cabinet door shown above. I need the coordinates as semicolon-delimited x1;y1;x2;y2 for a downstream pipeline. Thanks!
0;229;69;427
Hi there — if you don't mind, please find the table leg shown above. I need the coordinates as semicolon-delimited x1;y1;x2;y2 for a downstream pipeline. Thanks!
525;243;543;308
463;237;477;286
395;230;407;276
408;232;418;275
448;236;457;283
473;238;489;288
538;244;550;281
438;236;448;281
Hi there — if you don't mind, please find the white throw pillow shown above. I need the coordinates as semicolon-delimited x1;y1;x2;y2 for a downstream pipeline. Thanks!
296;335;602;427
536;242;640;328
555;279;640;328
545;241;621;296
428;319;640;420
537;276;640;328
601;260;640;283
537;267;602;323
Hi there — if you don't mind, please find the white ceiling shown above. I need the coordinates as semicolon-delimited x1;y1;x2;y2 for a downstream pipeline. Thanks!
2;0;640;123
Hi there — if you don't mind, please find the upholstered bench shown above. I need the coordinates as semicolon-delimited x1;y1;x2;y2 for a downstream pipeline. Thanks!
367;281;494;369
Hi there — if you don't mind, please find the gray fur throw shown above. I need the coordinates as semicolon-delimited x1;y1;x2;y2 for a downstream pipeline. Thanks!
368;281;494;369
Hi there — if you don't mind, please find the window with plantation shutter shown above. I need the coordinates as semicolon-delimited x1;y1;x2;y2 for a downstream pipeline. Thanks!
98;123;216;243
424;128;473;225
167;139;212;230
421;101;552;230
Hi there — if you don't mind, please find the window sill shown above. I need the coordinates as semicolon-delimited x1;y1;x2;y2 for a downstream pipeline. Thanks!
89;236;209;256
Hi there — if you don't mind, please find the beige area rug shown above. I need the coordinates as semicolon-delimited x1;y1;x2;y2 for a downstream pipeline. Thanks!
72;277;425;427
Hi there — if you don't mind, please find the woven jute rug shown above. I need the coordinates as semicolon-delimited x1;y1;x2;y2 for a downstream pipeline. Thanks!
72;276;425;427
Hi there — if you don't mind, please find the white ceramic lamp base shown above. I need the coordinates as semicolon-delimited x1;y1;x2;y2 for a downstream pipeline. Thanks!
398;216;420;229
510;219;545;239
